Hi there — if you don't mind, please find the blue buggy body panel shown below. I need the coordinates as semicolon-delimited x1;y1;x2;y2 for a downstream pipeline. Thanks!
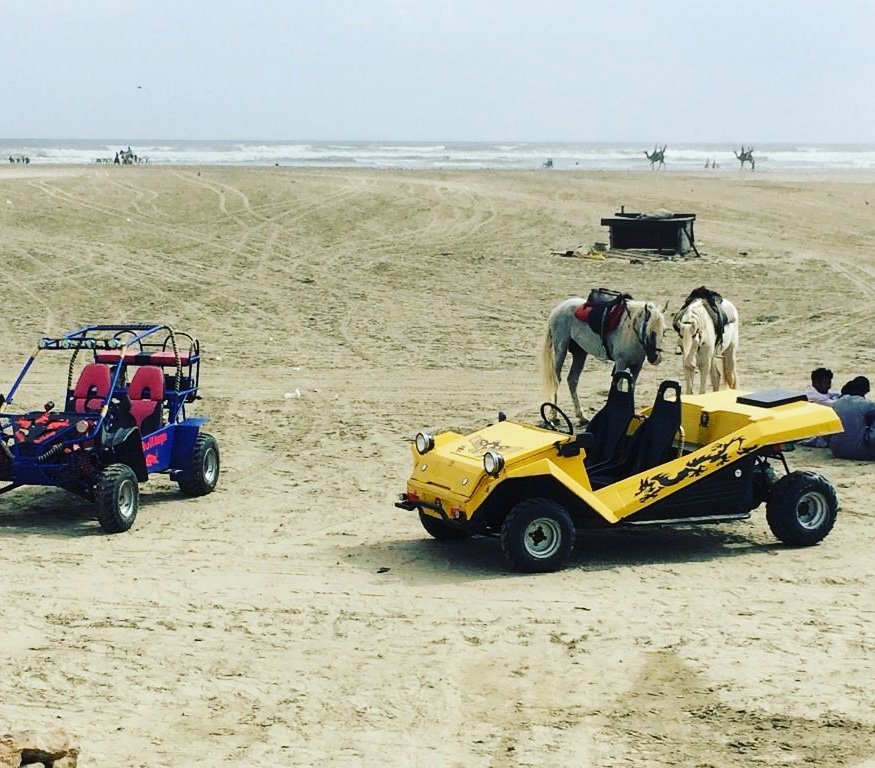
142;418;207;473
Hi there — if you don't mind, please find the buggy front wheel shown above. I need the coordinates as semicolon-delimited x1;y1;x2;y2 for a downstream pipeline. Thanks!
766;471;837;546
500;498;575;573
177;432;220;497
96;464;140;533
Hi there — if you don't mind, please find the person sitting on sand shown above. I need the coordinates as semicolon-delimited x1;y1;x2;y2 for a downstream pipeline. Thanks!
801;367;839;446
828;376;875;460
805;367;839;406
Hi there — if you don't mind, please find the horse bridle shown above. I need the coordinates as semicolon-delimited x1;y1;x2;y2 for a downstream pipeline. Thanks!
630;304;663;363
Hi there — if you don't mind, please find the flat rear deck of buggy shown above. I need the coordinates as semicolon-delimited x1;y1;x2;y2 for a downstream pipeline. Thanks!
677;389;840;449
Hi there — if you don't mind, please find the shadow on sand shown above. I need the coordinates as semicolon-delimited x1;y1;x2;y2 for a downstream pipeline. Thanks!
0;486;176;538
343;522;776;585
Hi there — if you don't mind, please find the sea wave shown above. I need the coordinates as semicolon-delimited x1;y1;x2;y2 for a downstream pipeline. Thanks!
2;139;875;171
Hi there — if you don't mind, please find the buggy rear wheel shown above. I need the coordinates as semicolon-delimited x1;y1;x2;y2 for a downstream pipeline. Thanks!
418;511;471;540
766;471;837;546
96;464;139;533
177;432;220;497
500;498;574;573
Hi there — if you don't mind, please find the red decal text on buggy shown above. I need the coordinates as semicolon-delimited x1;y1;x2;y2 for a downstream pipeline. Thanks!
0;324;220;532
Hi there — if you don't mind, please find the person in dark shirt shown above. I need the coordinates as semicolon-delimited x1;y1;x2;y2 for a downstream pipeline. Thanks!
829;376;875;459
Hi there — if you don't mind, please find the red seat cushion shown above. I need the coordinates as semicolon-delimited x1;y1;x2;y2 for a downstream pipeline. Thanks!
73;363;111;413
128;366;165;430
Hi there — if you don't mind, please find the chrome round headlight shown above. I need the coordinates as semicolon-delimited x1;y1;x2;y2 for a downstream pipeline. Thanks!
415;431;435;455
483;450;505;476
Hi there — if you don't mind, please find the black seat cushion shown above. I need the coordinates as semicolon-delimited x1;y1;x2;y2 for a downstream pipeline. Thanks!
584;371;636;467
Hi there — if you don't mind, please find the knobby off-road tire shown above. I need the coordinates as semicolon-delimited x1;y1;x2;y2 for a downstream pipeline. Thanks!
500;498;575;573
766;471;838;546
96;463;139;533
418;510;471;540
177;432;220;497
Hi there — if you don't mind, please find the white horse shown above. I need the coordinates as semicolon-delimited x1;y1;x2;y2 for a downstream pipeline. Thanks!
673;297;739;394
541;296;669;424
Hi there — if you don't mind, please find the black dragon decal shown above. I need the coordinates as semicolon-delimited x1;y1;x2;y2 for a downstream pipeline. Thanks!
635;435;759;503
454;435;523;457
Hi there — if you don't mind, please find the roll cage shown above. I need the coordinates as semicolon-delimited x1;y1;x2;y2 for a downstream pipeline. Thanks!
2;323;200;429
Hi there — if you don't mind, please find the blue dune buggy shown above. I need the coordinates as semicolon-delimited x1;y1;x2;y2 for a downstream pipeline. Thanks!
0;324;219;532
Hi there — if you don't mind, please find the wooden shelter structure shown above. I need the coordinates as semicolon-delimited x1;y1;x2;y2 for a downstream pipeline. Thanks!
600;207;698;256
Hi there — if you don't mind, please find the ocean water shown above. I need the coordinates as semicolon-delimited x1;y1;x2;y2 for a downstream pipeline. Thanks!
2;139;875;172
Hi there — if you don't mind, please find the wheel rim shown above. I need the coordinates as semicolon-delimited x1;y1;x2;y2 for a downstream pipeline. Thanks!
523;517;563;559
795;490;829;530
203;448;218;485
118;479;136;520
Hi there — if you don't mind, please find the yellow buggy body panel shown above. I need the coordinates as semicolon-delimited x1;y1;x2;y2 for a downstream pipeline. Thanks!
404;387;841;525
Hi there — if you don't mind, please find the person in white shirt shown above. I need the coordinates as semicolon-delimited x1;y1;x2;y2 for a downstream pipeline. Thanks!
802;367;839;447
804;367;839;406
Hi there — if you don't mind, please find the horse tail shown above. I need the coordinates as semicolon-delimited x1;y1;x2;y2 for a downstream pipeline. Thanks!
541;324;559;402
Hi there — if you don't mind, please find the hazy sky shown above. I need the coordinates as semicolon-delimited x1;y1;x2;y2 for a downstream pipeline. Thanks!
3;0;873;142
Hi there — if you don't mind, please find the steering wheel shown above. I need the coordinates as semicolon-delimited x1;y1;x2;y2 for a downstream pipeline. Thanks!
540;402;574;435
105;394;135;430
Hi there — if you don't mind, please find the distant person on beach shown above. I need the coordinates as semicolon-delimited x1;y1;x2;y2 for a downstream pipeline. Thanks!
828;376;875;459
114;151;120;165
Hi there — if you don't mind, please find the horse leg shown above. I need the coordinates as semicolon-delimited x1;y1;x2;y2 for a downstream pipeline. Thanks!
680;356;696;394
680;350;698;394
625;360;643;385
723;343;739;389
678;327;697;394
553;346;566;404
709;356;722;391
695;346;713;393
566;347;588;424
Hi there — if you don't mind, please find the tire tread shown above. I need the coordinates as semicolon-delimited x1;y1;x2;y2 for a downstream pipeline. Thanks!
500;497;574;573
766;470;837;546
96;463;139;533
177;432;220;497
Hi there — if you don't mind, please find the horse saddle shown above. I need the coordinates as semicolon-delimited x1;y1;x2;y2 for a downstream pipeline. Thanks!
573;289;632;347
677;286;736;345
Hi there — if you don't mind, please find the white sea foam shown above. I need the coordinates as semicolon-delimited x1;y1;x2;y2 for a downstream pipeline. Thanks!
2;139;875;171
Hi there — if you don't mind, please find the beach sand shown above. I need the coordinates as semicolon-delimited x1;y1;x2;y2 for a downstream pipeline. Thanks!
1;165;874;766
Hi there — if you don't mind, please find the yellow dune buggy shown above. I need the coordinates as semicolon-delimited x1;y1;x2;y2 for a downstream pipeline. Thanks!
396;373;842;572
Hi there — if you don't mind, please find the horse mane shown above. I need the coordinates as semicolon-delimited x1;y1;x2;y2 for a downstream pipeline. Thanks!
627;299;664;334
674;297;709;330
675;300;718;366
